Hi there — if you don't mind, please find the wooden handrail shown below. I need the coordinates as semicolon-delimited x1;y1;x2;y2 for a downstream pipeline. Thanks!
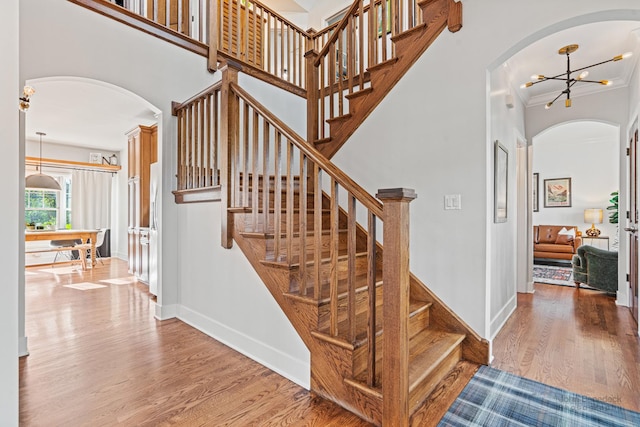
229;82;383;219
313;0;362;66
172;80;223;115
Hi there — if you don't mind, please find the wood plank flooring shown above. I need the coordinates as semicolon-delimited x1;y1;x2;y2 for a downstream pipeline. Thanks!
492;283;640;412
21;261;640;425
19;259;371;426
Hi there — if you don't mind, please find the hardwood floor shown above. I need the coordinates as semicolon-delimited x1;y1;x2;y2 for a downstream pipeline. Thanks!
492;283;640;412
20;259;371;426
21;261;640;425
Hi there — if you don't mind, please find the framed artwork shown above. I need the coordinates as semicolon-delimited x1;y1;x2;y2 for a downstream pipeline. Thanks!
544;177;572;208
533;173;539;212
89;152;102;164
494;141;508;223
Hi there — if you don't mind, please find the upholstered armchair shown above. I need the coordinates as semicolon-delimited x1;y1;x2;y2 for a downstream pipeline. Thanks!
572;245;618;294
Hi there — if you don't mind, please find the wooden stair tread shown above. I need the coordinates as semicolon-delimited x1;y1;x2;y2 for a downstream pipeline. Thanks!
326;113;352;125
260;250;369;270
286;271;382;304
344;87;373;101
315;299;432;349
391;23;427;44
229;206;329;214
314;137;332;145
407;329;465;391
410;360;479;425
350;328;464;390
366;57;399;74
240;228;346;240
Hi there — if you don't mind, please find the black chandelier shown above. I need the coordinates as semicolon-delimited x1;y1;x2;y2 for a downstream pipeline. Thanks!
521;44;632;109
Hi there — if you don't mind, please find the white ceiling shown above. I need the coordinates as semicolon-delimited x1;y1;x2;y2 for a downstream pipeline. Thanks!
508;21;640;108
23;15;640;152
24;77;158;152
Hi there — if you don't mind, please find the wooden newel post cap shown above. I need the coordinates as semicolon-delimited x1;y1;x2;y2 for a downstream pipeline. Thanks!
376;188;417;202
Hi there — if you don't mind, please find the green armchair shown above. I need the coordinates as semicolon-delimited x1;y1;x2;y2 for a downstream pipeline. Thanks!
572;245;618;294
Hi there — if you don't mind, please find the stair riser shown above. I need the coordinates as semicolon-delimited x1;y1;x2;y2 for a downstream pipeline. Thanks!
237;190;316;210
265;230;371;263
409;345;461;414
238;211;332;234
351;307;431;377
317;281;384;336
291;253;374;292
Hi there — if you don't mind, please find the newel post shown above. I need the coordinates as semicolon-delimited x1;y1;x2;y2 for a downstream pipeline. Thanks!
376;187;417;427
219;61;240;249
305;49;319;146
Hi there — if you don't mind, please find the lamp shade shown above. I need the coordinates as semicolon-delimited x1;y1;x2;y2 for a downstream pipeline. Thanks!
584;208;603;224
25;173;61;191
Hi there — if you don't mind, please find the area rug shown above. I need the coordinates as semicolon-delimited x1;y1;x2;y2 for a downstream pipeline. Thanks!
438;366;640;426
533;264;574;286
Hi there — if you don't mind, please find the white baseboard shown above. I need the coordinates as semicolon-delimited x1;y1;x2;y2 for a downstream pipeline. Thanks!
177;305;310;389
490;295;517;340
18;336;29;357
155;303;177;320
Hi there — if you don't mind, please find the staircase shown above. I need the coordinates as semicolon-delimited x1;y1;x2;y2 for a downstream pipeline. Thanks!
208;81;489;425
308;0;462;159
91;0;490;423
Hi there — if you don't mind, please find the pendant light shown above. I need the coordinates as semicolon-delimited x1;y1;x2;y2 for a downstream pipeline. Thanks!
25;132;61;191
521;44;632;109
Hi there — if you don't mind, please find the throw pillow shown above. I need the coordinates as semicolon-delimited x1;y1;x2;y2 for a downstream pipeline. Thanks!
558;227;576;238
555;234;573;244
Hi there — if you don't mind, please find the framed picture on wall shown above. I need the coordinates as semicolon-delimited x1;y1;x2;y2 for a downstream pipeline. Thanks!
494;141;508;223
533;173;539;212
544;177;572;208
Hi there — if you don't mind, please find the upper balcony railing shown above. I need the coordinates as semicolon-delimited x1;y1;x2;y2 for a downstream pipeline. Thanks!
80;0;314;93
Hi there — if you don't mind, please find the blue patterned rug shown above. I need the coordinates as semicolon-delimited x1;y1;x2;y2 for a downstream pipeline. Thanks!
438;366;640;426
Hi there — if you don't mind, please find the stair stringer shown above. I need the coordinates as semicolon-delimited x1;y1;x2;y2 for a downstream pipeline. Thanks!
317;0;460;159
231;212;384;424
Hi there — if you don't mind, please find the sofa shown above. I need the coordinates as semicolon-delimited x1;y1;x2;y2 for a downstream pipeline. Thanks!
533;225;582;261
572;245;618;294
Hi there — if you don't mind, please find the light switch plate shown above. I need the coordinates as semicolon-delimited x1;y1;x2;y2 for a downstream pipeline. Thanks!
444;194;461;210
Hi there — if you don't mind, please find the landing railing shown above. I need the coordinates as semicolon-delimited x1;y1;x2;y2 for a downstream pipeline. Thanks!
172;81;222;191
74;0;312;91
212;0;310;89
308;0;425;142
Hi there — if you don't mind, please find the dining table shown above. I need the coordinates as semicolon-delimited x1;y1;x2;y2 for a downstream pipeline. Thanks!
25;229;99;268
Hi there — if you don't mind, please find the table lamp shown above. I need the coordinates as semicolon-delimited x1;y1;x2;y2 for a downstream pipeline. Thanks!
584;208;603;237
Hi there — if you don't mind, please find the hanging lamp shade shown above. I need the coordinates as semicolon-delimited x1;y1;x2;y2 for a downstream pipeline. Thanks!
26;132;61;191
25;173;61;191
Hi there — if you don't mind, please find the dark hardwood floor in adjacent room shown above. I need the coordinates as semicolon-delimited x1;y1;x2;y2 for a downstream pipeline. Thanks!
492;282;640;412
20;259;372;426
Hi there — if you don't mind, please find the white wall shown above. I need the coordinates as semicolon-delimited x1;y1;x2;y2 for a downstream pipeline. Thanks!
327;1;640;339
19;0;312;390
532;121;619;239
488;64;526;339
0;0;19;422
176;203;310;387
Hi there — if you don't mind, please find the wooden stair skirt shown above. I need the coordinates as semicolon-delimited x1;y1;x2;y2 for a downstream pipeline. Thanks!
313;0;463;160
229;181;488;425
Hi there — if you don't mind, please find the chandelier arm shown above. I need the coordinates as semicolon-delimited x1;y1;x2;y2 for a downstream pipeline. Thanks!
548;91;565;105
570;58;615;75
576;79;608;84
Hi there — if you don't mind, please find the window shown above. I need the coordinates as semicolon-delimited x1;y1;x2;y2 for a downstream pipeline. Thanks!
25;177;72;229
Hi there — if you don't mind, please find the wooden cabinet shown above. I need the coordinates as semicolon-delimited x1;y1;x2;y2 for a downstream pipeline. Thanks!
127;124;157;282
